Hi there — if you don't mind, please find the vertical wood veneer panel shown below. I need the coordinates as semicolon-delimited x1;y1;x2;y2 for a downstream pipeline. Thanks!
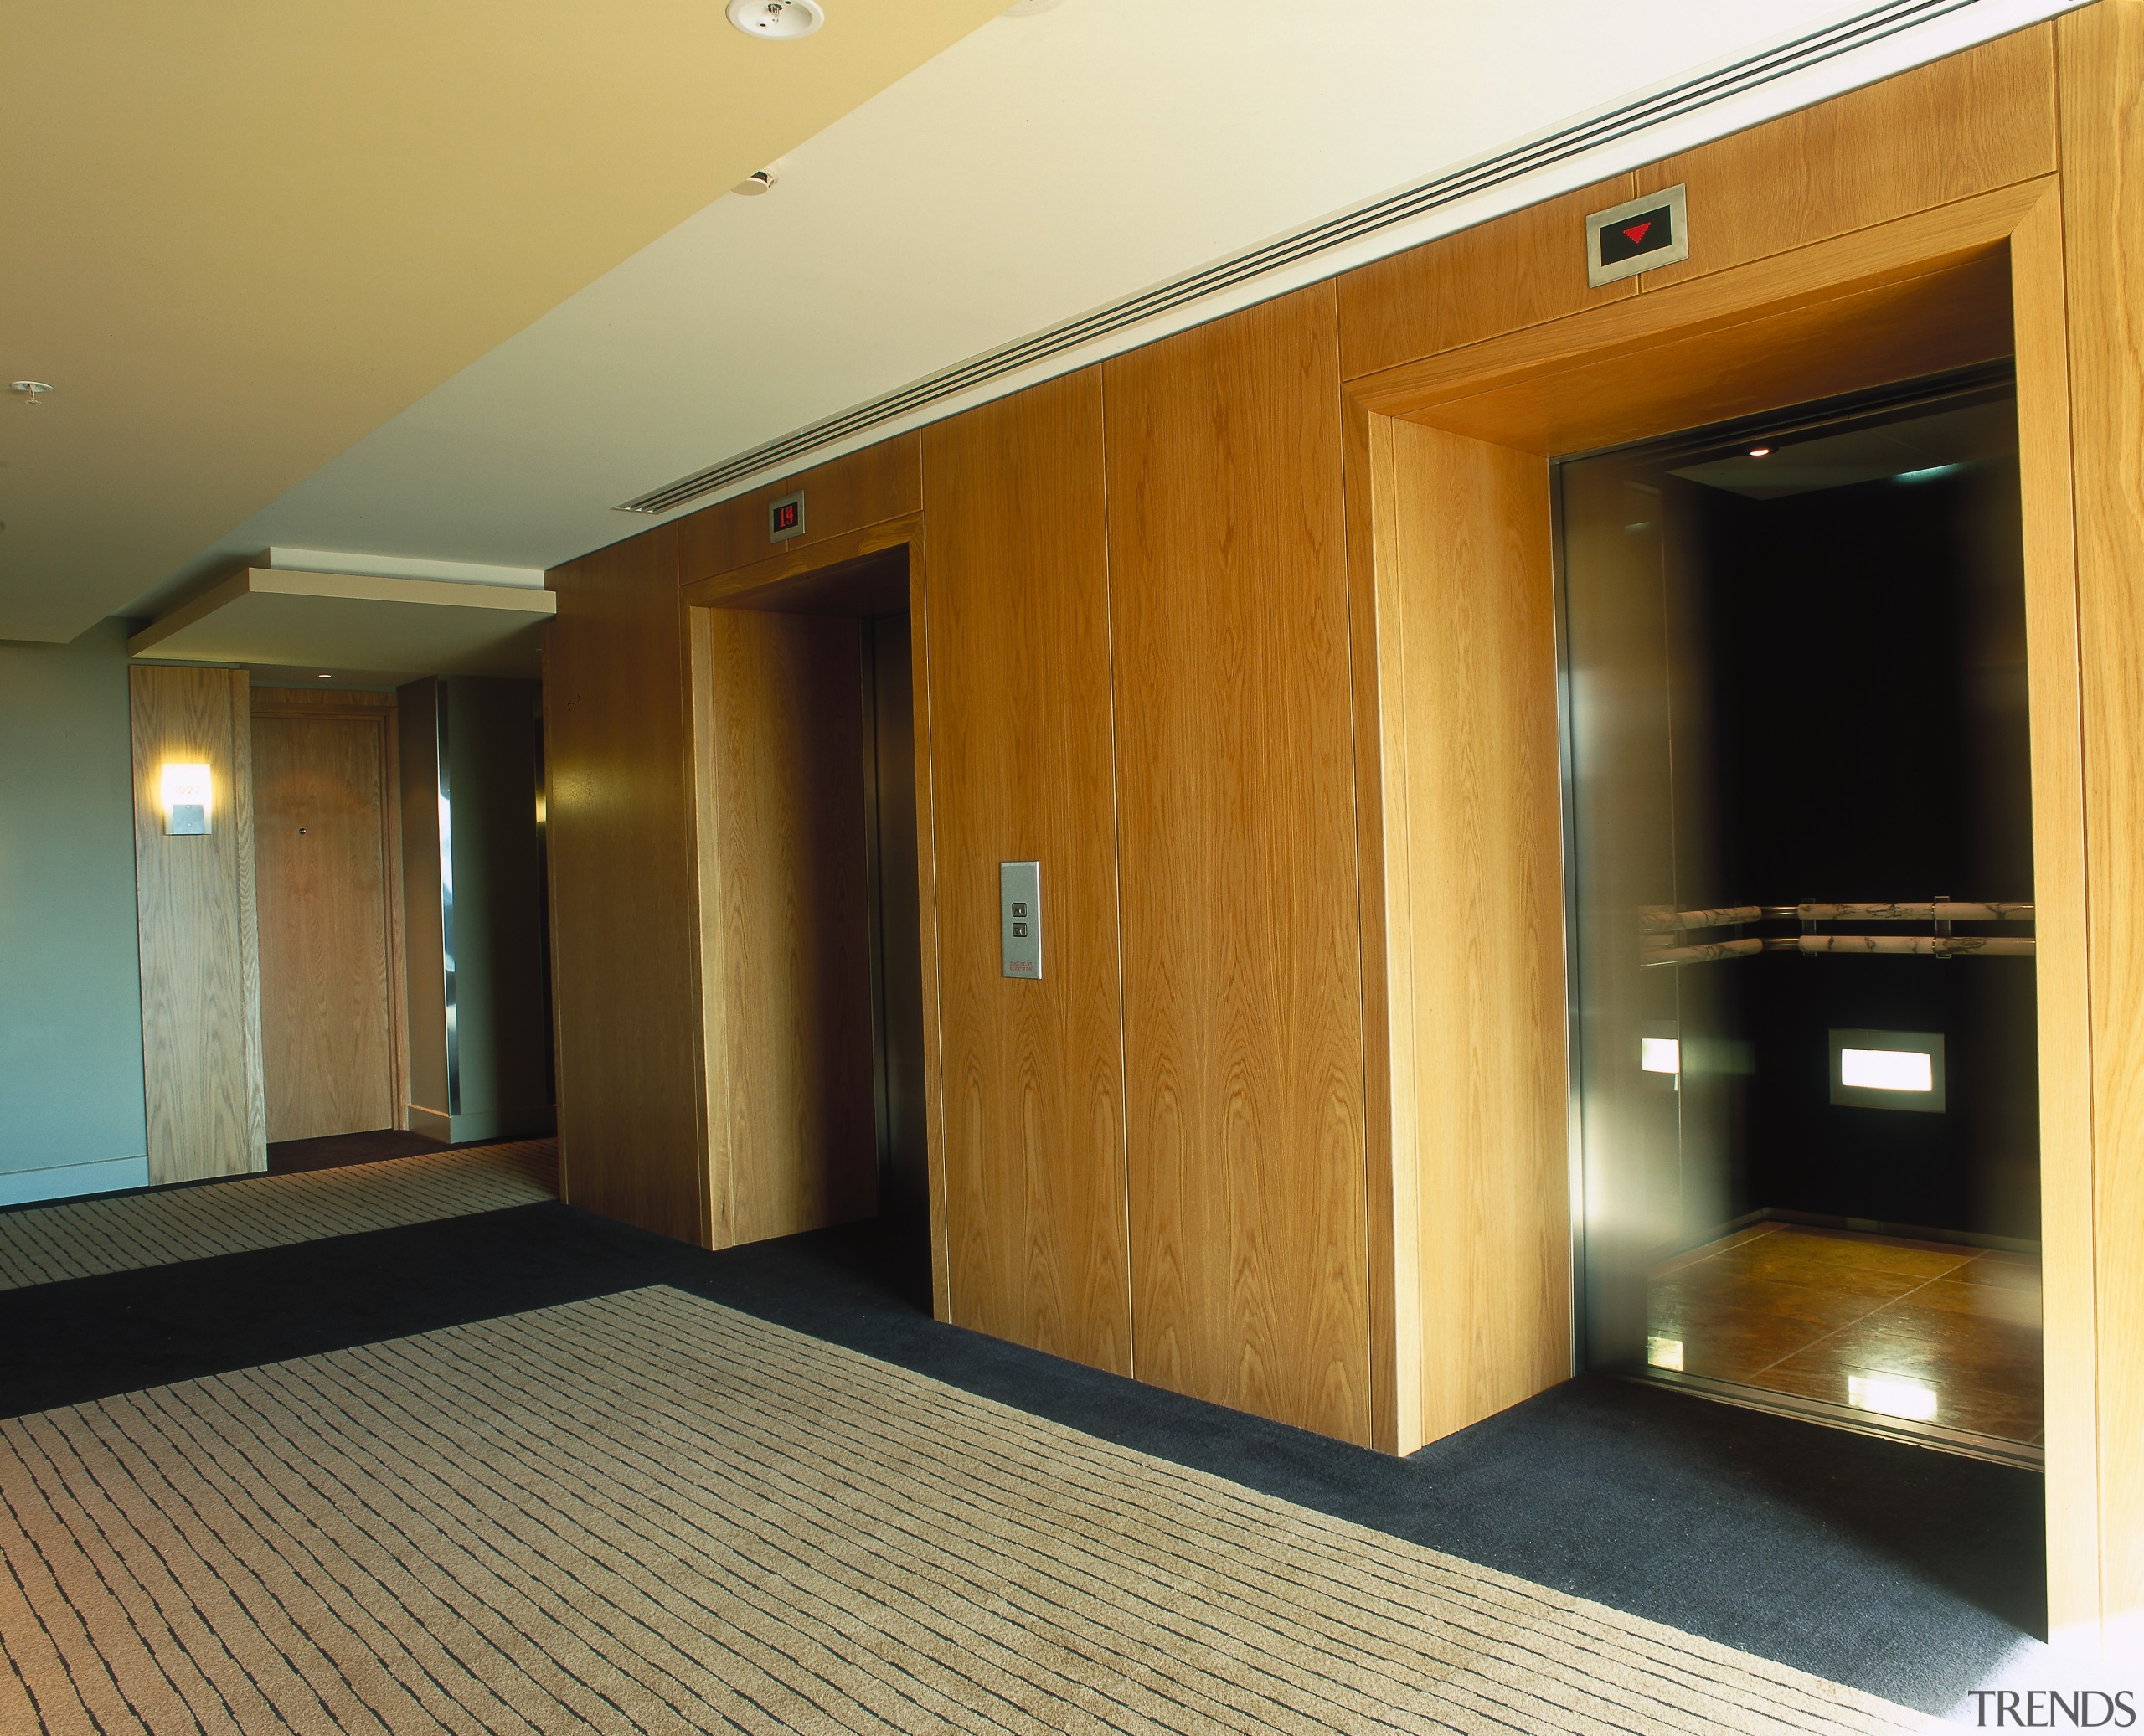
1366;419;1570;1452
130;665;265;1184
544;525;709;1244
1106;285;1373;1444
921;370;1133;1374
2057;0;2144;1659
1638;25;2056;288
696;607;879;1245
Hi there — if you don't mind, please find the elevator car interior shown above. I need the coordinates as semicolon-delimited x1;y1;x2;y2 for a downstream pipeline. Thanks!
1564;366;2044;1463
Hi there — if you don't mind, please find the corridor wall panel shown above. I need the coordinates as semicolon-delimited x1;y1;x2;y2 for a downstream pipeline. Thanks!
128;664;265;1185
921;370;1134;1375
544;524;709;1244
1105;286;1374;1445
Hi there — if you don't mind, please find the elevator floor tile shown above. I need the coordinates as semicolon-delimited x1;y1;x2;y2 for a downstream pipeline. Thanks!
1646;1223;2043;1451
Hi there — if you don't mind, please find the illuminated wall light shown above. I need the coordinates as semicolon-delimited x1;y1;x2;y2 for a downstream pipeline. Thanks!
1847;1373;1939;1423
1747;446;1771;457
1639;1037;1681;1075
1831;1028;1945;1112
1840;1047;1933;1093
159;762;213;836
1647;1336;1684;1371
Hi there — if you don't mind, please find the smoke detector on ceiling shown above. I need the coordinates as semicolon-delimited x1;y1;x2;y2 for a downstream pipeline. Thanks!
734;167;780;196
725;0;823;39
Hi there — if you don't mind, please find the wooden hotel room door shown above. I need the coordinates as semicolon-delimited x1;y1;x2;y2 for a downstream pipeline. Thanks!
252;699;401;1142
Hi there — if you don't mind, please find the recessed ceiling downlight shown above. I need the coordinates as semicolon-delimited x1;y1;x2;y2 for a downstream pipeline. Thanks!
734;167;779;196
725;0;822;39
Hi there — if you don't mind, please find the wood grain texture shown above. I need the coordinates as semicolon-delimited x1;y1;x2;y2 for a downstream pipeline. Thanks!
1406;250;2014;459
1341;394;1407;1455
1337;176;1636;381
920;369;1133;1374
255;688;409;1122
2057;0;2144;1657
684;517;921;610
1363;418;1570;1453
1350;178;2050;426
129;666;265;1184
676;435;920;585
1638;26;2056;290
1105;286;1372;1444
544;525;710;1244
2002;177;2098;1646
252;713;399;1142
692;605;879;1246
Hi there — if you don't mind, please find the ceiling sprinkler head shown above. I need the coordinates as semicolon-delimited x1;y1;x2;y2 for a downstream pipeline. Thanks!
10;381;53;405
725;0;823;39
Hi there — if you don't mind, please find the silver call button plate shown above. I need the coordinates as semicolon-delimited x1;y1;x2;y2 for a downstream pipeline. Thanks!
1001;861;1041;979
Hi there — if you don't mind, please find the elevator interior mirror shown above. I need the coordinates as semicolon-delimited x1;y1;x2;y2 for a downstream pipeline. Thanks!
1557;363;2041;1465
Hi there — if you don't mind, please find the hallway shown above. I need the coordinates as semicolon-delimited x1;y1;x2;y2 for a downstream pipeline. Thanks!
0;1149;2043;1728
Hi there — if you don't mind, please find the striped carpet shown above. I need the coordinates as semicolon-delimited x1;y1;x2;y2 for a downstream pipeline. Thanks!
0;1141;556;1290
0;1284;1939;1734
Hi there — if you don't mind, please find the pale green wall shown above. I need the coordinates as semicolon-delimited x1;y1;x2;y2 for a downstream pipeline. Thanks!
0;621;149;1195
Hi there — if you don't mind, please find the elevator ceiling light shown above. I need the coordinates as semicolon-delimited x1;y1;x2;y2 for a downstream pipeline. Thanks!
725;0;823;39
1747;446;1770;457
1840;1047;1932;1093
1895;463;1964;483
1640;1038;1680;1075
160;762;213;835
1848;1373;1938;1423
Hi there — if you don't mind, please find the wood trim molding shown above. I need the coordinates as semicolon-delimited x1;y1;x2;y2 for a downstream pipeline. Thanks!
681;514;923;610
1350;177;2053;429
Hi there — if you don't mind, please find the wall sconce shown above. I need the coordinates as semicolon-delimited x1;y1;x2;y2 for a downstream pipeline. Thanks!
160;762;213;836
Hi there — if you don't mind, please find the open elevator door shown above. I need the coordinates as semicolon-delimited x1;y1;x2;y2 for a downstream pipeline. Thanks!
1560;364;2044;1466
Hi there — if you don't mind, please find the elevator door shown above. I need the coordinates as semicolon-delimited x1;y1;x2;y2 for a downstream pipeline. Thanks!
1559;368;2044;1457
254;708;399;1141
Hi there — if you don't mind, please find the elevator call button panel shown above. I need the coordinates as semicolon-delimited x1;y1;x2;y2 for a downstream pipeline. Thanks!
1001;861;1041;980
1585;183;1688;287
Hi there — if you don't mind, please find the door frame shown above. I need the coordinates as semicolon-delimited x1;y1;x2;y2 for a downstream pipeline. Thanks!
678;516;951;1309
1347;178;2099;1636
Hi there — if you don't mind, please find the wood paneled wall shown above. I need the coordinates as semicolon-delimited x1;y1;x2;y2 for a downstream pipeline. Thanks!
692;606;879;1246
128;665;265;1183
544;524;709;1242
540;13;2141;1650
1106;286;1373;1444
922;370;1133;1373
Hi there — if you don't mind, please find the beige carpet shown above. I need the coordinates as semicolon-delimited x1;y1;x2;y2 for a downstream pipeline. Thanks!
0;1141;556;1291
0;1285;1938;1734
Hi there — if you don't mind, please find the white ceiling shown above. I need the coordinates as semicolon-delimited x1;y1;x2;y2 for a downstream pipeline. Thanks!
152;0;2069;616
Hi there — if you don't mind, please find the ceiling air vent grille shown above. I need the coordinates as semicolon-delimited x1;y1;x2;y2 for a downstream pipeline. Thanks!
618;0;2001;518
